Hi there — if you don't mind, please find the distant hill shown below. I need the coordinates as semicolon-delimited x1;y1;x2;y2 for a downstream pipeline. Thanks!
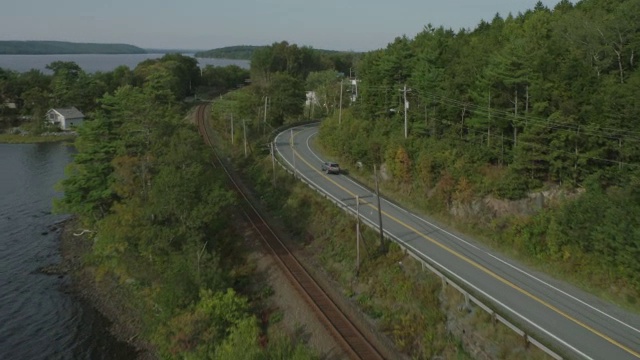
144;48;206;54
195;46;262;60
195;45;356;60
0;41;147;55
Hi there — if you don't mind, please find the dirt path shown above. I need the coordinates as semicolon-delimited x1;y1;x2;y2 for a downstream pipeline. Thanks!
236;212;347;359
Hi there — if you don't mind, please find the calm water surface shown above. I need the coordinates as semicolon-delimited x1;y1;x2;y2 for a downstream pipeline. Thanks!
0;143;136;359
0;53;249;73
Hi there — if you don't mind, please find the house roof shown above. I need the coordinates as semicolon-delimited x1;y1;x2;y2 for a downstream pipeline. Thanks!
52;107;84;119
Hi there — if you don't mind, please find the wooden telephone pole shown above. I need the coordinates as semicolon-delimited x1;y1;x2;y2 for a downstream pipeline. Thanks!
374;165;385;253
356;195;361;272
230;113;234;145
339;79;343;125
271;142;276;186
243;120;247;158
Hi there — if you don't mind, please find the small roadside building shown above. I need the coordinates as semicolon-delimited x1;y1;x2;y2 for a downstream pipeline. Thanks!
46;107;85;130
1;102;17;110
305;91;319;107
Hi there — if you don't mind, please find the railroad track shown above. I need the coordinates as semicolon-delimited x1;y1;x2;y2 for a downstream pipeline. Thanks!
194;104;386;360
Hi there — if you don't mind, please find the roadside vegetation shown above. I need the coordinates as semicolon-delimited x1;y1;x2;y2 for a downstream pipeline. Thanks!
207;0;640;356
316;0;640;310
209;88;549;359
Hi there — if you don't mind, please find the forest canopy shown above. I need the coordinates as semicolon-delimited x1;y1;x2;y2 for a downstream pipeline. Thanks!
196;44;359;61
327;0;640;193
316;0;640;293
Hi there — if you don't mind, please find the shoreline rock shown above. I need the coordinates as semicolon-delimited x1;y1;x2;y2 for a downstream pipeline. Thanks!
55;217;154;359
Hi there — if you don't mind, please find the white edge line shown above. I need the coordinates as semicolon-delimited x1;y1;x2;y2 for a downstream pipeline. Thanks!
303;129;640;336
275;130;591;359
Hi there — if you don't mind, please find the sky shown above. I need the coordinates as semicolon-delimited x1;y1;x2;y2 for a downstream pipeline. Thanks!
1;0;564;52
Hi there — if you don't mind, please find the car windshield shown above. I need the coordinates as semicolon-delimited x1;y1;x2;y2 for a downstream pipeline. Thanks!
330;163;339;167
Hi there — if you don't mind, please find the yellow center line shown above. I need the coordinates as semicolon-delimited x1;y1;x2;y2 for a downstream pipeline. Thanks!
287;131;640;359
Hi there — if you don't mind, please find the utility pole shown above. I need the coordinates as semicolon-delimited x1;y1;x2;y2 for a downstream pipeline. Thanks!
402;84;410;139
354;77;358;100
356;195;360;273
243;120;247;158
513;89;518;147
230;113;234;145
263;96;268;123
271;142;276;186
263;96;268;135
374;164;385;253
501;131;504;166
338;79;343;125
487;91;491;147
290;129;296;178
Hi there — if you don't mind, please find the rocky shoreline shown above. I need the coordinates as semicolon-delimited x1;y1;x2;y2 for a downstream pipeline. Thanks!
50;218;154;359
48;215;345;360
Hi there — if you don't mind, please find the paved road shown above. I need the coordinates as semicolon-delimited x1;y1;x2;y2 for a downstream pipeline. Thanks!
274;123;640;360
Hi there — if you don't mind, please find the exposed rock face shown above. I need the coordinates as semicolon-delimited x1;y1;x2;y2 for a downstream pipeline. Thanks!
450;186;583;220
379;164;391;181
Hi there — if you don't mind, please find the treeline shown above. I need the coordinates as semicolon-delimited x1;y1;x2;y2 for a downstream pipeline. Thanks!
196;44;359;62
24;56;310;357
0;54;249;130
0;41;146;54
204;41;359;131
195;45;262;59
198;41;361;128
316;0;640;296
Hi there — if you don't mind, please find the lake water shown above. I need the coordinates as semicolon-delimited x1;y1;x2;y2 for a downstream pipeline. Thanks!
0;143;137;359
0;53;250;73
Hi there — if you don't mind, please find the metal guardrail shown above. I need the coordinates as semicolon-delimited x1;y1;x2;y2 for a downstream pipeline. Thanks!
271;128;563;360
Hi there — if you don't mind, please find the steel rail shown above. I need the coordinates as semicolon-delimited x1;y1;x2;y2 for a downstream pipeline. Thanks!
194;104;386;360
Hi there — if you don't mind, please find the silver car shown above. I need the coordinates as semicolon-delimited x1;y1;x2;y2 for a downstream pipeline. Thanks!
321;162;340;174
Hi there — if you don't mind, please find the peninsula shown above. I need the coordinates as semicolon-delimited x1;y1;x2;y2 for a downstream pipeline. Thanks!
0;41;147;55
195;45;356;60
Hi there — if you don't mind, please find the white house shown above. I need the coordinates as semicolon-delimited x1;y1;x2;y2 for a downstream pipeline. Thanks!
46;107;85;130
305;91;319;107
350;79;359;103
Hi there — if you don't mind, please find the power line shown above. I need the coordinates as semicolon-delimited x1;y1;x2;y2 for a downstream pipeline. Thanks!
359;84;640;142
357;83;640;139
427;118;640;169
415;89;640;140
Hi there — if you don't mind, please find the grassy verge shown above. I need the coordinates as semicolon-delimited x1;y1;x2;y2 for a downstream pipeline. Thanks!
0;133;76;143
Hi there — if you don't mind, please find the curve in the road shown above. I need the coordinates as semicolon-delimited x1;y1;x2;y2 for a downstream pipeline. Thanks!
274;124;640;360
300;131;640;343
